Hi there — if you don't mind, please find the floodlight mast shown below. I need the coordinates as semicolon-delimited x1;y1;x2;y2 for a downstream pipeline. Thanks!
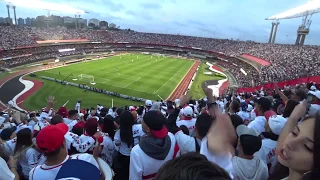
265;1;320;45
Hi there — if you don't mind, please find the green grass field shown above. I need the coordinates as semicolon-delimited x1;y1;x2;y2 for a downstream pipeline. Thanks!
10;55;227;111
34;54;194;100
22;78;143;110
21;54;196;110
189;62;225;99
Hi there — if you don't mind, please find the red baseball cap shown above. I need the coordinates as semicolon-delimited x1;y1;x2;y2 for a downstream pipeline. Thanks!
36;123;68;153
143;111;168;139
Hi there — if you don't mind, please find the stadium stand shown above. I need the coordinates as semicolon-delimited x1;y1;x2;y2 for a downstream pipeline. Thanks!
0;27;320;180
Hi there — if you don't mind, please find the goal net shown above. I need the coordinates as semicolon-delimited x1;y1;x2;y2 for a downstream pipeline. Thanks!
78;74;96;85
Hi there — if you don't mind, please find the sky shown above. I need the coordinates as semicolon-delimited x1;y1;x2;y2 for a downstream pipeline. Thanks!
0;0;320;45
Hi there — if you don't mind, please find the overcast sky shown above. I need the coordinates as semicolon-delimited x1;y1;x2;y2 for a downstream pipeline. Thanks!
0;0;319;45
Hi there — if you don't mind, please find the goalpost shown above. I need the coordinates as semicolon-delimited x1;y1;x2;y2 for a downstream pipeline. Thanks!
78;74;96;85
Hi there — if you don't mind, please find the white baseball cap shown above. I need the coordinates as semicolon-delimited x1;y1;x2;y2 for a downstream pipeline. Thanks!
183;106;193;117
247;104;253;112
175;99;180;107
311;85;317;91
309;90;320;100
268;115;287;135
236;124;258;137
145;100;152;107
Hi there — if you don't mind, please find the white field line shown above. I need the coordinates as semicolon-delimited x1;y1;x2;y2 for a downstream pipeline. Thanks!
155;62;188;94
123;77;142;88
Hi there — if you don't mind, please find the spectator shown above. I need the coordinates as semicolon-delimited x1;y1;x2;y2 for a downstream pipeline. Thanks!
29;123;100;180
248;98;272;134
176;106;197;136
254;115;286;173
233;125;268;180
114;111;144;179
174;113;214;154
274;102;320;180
154;152;231;180
130;111;179;179
13;128;42;179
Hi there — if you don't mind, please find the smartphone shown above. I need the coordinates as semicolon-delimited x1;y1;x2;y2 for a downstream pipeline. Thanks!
307;95;313;103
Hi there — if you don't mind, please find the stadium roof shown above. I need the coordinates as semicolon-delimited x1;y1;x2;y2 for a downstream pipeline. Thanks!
3;0;86;14
266;0;320;20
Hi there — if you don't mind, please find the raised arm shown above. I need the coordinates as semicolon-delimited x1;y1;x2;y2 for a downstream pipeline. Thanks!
276;100;308;154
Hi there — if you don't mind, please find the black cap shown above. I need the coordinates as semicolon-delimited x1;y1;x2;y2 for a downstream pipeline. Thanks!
143;111;168;138
240;135;262;155
257;97;272;112
0;127;16;141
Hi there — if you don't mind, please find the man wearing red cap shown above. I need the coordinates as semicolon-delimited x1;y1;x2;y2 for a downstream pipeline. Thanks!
129;111;179;180
29;123;101;180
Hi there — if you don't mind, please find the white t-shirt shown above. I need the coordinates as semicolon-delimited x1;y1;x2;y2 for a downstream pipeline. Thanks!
237;111;250;121
250;109;257;121
114;124;144;156
100;136;115;167
18;148;43;178
248;116;266;135
174;130;201;154
176;118;197;137
29;153;99;180
254;139;278;172
200;137;234;178
1;138;17;156
0;157;15;180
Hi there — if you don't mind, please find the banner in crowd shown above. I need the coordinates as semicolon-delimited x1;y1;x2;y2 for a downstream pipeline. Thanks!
237;75;320;93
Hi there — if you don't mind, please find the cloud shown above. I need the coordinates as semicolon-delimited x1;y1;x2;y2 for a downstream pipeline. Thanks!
140;3;162;9
0;0;319;45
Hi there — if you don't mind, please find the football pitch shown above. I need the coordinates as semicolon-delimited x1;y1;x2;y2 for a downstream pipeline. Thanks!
34;54;194;101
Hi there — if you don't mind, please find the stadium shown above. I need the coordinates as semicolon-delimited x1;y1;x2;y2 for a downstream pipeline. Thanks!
1;0;320;180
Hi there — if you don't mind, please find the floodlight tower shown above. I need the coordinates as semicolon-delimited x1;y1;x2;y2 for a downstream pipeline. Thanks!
266;1;320;45
268;21;280;44
6;4;11;25
12;5;17;25
295;13;312;46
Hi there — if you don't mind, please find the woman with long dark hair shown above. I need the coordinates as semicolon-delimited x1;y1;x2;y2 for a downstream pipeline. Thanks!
271;101;320;179
13;128;42;179
99;115;116;167
114;111;144;179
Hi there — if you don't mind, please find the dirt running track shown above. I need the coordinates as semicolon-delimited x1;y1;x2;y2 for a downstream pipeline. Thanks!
167;60;201;101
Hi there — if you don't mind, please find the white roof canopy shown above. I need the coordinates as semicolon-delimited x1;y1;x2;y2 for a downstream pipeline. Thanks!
266;0;320;20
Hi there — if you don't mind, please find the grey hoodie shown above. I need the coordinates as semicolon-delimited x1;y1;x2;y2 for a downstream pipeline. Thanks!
232;156;269;180
139;135;171;160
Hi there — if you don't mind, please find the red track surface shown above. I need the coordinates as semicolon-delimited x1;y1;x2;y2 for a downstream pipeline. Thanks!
167;60;201;100
16;78;44;109
0;64;61;111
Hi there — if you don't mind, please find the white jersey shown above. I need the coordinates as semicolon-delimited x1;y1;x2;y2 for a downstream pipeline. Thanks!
254;139;278;172
114;124;145;156
176;118;196;137
1;138;17;156
18;148;43;178
100;136;115;167
65;132;96;154
29;153;99;180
